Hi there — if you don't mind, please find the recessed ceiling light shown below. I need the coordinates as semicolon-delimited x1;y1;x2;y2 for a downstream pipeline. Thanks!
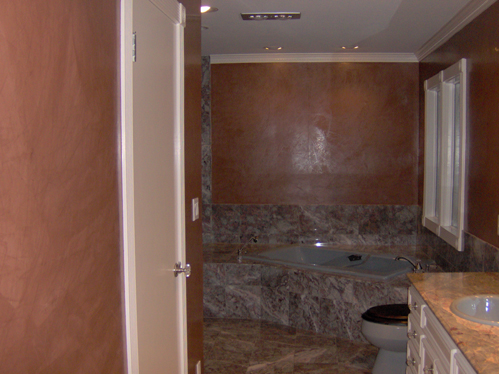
264;46;283;51
201;6;218;13
341;46;359;50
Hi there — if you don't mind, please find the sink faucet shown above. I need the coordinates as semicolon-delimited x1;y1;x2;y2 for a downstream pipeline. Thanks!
237;235;258;262
395;256;424;273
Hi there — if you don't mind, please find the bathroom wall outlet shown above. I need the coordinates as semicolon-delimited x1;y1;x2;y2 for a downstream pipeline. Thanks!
192;198;199;222
196;360;202;374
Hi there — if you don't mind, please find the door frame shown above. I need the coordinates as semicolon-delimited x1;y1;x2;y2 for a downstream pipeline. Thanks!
119;0;188;372
120;1;138;370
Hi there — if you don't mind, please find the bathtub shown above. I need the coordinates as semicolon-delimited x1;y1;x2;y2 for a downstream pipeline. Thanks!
242;245;415;280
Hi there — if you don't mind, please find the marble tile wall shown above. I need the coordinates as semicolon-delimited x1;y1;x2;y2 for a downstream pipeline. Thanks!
202;56;212;206
203;204;419;246
204;261;409;343
418;230;499;272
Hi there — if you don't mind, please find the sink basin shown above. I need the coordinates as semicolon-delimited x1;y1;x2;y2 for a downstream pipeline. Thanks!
450;295;499;326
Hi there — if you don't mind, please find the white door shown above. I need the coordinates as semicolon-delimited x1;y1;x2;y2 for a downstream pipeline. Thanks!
121;0;187;373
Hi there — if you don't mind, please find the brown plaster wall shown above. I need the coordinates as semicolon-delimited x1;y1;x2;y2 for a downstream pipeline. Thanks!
179;0;204;372
419;1;499;248
211;62;419;206
0;1;124;372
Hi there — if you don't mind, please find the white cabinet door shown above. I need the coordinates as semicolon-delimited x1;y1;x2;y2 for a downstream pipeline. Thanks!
407;339;421;374
422;337;449;374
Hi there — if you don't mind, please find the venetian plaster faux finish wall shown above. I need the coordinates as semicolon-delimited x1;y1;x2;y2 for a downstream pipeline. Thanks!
0;1;124;372
211;62;419;206
419;1;499;254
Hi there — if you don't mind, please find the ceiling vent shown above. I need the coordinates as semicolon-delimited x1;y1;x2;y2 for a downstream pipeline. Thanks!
241;12;301;21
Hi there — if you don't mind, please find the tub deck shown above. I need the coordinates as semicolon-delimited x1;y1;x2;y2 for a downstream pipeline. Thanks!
242;245;415;280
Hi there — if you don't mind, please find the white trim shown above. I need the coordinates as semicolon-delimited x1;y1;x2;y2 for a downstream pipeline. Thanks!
423;217;440;236
457;59;468;249
149;0;183;24
439;76;456;229
422;59;468;251
121;1;188;372
423;83;440;224
209;52;418;64
415;0;497;61
440;225;460;249
173;5;188;373
120;0;139;373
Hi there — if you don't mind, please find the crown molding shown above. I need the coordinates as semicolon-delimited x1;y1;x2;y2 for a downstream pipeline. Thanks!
209;53;418;64
416;0;497;61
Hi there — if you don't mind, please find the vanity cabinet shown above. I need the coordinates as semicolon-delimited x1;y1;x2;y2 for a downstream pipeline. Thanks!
407;286;476;374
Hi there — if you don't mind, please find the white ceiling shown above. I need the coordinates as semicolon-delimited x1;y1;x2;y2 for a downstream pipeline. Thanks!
201;0;495;60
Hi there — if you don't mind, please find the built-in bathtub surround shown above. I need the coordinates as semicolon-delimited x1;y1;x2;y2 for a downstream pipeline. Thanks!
243;246;416;280
203;203;419;246
203;243;421;343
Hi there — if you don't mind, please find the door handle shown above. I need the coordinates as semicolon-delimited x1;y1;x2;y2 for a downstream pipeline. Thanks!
173;262;191;278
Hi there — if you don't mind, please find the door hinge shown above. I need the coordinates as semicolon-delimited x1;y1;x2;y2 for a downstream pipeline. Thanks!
132;32;137;62
173;262;191;278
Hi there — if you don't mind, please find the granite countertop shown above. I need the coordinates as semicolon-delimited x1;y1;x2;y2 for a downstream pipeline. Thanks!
408;272;499;374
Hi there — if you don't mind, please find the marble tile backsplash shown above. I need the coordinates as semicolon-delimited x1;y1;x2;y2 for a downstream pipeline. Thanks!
203;203;419;246
419;229;499;273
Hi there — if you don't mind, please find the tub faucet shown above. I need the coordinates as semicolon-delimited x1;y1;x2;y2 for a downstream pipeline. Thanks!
237;236;258;262
395;256;424;273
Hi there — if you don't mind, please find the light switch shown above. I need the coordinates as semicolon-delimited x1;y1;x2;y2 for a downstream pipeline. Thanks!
192;198;199;221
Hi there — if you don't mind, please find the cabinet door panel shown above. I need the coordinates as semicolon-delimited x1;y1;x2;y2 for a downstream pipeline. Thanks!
409;286;427;326
424;306;456;367
422;335;450;374
408;312;425;356
407;339;421;374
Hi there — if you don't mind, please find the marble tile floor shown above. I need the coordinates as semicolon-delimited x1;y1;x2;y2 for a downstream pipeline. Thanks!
204;318;378;374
